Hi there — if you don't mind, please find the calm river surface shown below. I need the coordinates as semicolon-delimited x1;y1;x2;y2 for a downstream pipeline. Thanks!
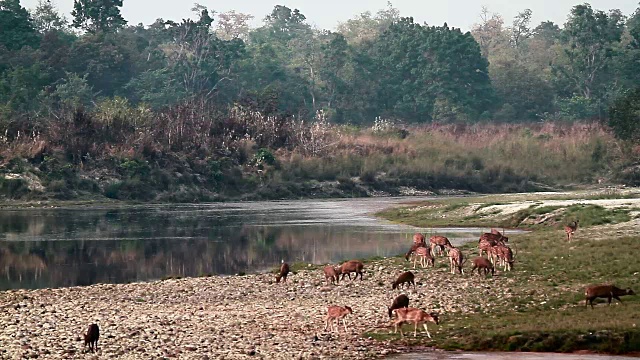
0;196;512;290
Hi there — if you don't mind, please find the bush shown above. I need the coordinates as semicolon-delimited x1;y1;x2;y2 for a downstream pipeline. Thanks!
0;176;28;198
609;88;640;141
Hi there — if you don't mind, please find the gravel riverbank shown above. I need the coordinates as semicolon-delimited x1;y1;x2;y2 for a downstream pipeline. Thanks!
0;257;518;359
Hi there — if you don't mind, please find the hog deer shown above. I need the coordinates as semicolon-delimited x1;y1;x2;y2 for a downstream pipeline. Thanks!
448;247;465;274
392;271;415;290
323;265;339;285
471;256;494;276
83;323;99;353
388;294;410;318
585;284;635;308
275;262;290;283
564;220;579;242
393;307;439;338
324;305;353;333
338;260;364;281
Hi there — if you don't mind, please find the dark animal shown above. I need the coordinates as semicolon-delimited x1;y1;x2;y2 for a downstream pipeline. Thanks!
564;220;579;242
84;324;99;353
585;284;635;308
392;271;415;290
388;294;410;318
338;260;364;281
471;256;494;276
275;262;290;283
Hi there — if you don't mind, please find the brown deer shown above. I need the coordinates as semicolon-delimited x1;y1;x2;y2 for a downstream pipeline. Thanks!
413;233;426;245
275;262;290;283
448;247;465;274
324;305;353;333
429;235;452;256
404;243;423;262
338;260;364;281
471;256;494;276
323;265;339;285
495;245;515;271
388;294;410;318
564;220;579;242
83;323;99;353
393;307;439;338
585;284;635;308
392;271;415;290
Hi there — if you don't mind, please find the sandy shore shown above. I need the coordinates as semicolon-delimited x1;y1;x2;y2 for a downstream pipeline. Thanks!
0;257;518;359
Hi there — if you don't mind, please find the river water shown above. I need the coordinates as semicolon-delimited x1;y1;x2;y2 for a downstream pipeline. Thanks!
0;197;515;290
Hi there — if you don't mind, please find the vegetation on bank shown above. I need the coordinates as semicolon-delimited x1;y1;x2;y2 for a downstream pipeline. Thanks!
373;193;640;354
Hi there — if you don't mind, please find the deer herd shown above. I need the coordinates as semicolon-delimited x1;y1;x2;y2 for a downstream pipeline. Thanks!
275;220;635;340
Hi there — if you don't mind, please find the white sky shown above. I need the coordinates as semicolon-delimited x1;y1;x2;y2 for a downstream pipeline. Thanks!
23;0;639;31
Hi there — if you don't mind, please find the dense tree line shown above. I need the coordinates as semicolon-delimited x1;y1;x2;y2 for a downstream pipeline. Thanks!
0;0;637;126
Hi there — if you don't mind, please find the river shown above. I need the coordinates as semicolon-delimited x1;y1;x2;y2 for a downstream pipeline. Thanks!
0;196;511;290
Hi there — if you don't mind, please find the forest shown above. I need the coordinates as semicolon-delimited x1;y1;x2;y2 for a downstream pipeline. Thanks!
0;0;639;202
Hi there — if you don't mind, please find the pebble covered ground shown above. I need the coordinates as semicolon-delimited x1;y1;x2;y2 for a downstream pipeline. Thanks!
0;257;518;359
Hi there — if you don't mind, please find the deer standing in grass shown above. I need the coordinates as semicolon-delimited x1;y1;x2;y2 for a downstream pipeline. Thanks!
448;247;465;274
324;305;353;333
585;285;635;308
393;307;439;338
564;220;579;242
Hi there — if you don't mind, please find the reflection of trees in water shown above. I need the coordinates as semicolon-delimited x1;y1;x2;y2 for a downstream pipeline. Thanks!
0;208;408;289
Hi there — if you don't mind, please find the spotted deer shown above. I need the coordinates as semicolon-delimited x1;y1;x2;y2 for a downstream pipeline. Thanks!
585;285;635;308
393;307;439;338
564;220;579;242
493;245;515;271
404;243;423;262
448;247;465;274
429;235;452;256
478;232;508;257
324;305;353;333
413;246;434;268
413;233;426;245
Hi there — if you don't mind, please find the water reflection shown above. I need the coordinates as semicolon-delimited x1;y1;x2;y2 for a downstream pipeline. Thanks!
0;197;512;290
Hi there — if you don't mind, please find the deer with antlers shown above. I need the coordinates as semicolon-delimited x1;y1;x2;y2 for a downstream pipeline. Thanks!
324;305;353;333
393;307;439;338
564;220;579;242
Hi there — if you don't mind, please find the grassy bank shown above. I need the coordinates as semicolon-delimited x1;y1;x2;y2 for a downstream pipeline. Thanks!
372;190;640;355
1;121;634;203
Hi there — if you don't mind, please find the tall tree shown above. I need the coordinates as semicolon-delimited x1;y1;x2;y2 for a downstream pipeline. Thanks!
510;9;532;50
0;0;39;50
71;0;126;33
31;0;67;33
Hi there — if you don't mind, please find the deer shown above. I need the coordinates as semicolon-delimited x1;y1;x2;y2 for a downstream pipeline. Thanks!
338;260;364;281
404;243;424;262
392;271;415;290
585;285;635;308
413;246;434;268
275;262;290;283
83;323;100;353
413;233;426;245
494;245;515;271
564;220;579;242
323;265;339;285
471;256;494;276
393;307;439;338
324;305;353;333
448;247;465;274
429;235;452;256
388;294;410;318
478;232;508;257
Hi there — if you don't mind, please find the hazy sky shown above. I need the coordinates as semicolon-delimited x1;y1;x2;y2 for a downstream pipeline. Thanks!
22;0;638;31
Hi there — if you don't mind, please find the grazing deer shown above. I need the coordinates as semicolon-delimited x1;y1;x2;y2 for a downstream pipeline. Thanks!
429;235;452;256
392;271;416;290
275;262;290;283
404;243;423;262
471;256;494;276
338;260;364;281
413;246;434;268
83;324;100;353
564;220;579;242
388;294;410;318
324;305;353;333
448;247;465;274
413;233;426;245
393;307;439;338
323;265;339;285
585;285;635;308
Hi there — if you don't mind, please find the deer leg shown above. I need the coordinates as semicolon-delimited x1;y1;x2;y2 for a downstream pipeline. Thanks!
608;296;612;305
414;322;418;337
424;323;431;338
324;317;329;331
342;317;348;333
614;295;623;304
